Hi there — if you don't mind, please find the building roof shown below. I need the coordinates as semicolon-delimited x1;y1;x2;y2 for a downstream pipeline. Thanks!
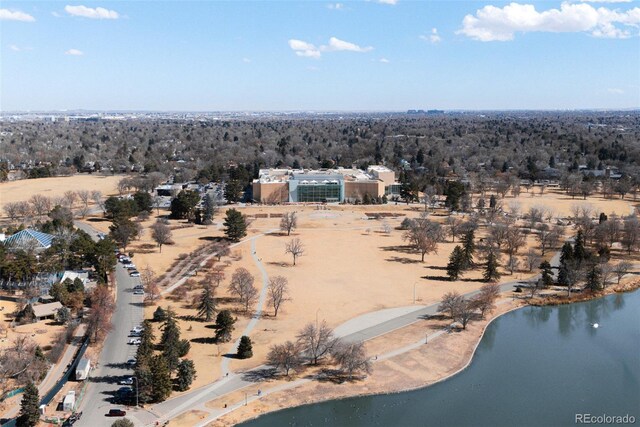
4;229;55;250
32;301;63;319
61;271;89;285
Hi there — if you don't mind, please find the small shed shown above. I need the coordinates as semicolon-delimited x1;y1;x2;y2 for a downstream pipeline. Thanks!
63;391;75;412
32;302;63;321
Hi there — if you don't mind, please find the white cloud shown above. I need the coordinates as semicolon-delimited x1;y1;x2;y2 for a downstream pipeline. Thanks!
65;49;84;56
607;88;624;94
327;3;344;10
379;57;390;63
458;2;640;41
288;39;321;58
51;11;62;18
9;45;21;51
65;5;119;19
581;0;632;3
0;9;36;22
289;37;373;58
242;57;251;63
323;37;373;52
420;28;442;43
377;0;398;5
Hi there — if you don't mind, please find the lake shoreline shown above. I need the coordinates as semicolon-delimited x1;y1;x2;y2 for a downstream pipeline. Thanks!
209;279;640;427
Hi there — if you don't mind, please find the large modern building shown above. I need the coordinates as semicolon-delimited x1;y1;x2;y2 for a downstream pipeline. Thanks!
252;165;398;203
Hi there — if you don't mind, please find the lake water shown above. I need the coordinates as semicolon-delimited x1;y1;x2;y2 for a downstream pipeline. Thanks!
240;290;640;427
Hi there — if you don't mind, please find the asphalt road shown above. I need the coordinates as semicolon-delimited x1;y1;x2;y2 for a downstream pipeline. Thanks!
73;222;145;426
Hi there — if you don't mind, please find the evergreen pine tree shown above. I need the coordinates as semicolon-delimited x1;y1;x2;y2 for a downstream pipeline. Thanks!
237;335;253;359
557;264;570;286
573;230;588;265
150;355;172;402
17;381;39;427
223;209;247;242
176;359;197;392
161;309;181;371
446;246;464;281
585;264;602;292
483;252;501;282
460;229;476;269
202;193;217;225
560;241;574;265
214;310;236;343
539;261;554;287
197;285;216;321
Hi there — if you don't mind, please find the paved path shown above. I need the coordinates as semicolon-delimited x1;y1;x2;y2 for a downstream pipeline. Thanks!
221;237;270;376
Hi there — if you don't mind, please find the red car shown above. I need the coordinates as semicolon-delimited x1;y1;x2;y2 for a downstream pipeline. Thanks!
106;409;126;417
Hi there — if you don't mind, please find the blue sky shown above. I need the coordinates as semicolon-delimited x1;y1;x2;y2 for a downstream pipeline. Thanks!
1;1;639;111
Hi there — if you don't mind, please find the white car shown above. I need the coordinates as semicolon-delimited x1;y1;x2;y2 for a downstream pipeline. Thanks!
125;264;137;270
128;338;141;345
133;289;144;295
119;377;134;385
129;271;140;277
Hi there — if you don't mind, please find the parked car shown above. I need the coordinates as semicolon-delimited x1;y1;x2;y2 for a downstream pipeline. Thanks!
126;358;136;366
129;270;140;277
106;409;126;417
128;338;141;345
133;284;144;290
133;289;144;295
131;325;143;333
125;264;137;270
119;377;134;385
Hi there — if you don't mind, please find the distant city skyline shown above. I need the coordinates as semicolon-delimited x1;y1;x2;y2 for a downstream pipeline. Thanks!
2;1;639;111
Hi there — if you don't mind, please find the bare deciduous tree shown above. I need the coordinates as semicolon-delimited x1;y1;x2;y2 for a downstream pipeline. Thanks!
229;267;258;312
77;190;91;218
402;214;443;262
267;276;290;317
150;221;173;253
525;249;542;272
285;238;305;266
614;261;632;284
29;194;52;218
267;341;303;376
63;190;78;211
279;212;298;236
438;291;463;319
296;320;340;365
331;341;372;379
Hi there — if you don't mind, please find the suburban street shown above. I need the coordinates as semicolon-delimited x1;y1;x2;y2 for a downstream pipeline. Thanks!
73;221;145;427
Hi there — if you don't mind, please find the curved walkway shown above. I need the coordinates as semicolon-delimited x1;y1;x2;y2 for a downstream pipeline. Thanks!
221;236;270;376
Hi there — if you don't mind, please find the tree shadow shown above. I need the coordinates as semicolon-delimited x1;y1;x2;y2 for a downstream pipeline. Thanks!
422;275;452;281
222;353;240;359
316;369;364;384
385;256;421;264
266;261;288;267
380;245;415;254
460;278;486;283
129;302;145;308
87;375;123;385
428;265;448;271
198;236;226;242
190;337;217;344
87;217;110;223
242;367;278;382
105;362;131;369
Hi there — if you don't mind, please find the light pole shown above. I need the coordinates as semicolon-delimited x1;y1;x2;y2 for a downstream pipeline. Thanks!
132;376;139;408
413;282;417;304
244;392;248;406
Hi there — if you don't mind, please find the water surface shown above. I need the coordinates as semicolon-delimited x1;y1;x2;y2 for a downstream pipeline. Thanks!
241;290;640;427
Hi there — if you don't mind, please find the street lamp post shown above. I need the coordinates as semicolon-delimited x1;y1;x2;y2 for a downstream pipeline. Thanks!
413;282;417;304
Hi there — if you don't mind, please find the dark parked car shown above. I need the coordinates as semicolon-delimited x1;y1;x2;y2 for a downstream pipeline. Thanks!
106;409;126;417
